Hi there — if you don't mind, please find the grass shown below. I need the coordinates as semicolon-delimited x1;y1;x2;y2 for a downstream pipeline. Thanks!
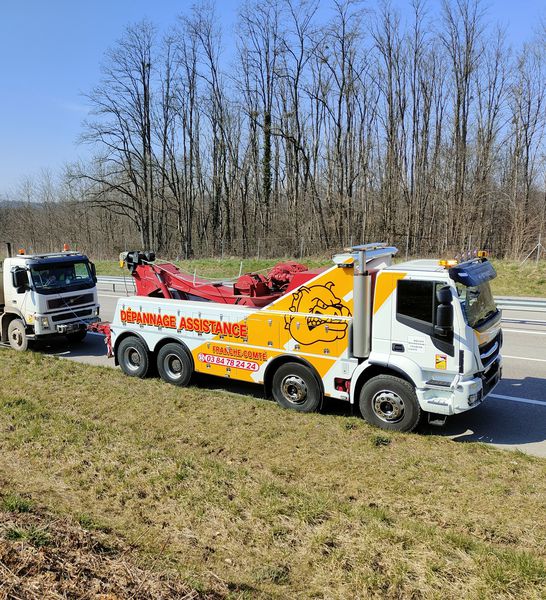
94;257;546;297
0;350;545;598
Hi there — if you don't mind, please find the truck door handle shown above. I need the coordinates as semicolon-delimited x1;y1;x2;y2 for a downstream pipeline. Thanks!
392;343;405;352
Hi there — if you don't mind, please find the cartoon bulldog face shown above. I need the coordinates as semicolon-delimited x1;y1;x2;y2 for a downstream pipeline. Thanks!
284;282;351;345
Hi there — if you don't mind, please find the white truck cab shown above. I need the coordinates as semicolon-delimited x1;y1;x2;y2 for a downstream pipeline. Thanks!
0;250;100;350
353;256;502;425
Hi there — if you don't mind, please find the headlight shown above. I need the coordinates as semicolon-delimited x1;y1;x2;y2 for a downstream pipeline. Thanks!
41;317;50;330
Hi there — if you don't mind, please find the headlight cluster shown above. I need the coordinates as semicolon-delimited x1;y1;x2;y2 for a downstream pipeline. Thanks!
40;316;50;330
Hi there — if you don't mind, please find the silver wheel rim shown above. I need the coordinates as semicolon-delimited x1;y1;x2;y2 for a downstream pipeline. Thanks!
280;375;308;405
164;352;184;380
372;390;405;423
10;326;24;348
124;346;142;373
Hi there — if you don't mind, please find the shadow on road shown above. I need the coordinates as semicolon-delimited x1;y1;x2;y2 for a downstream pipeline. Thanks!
423;377;546;449
36;332;110;360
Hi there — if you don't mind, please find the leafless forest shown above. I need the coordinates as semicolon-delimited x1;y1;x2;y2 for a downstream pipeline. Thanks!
1;0;545;259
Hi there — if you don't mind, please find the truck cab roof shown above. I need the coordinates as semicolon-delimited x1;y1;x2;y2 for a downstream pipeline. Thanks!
8;252;89;266
386;259;447;273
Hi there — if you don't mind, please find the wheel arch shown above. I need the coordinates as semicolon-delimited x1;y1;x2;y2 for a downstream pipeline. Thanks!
113;330;149;365
154;337;194;369
350;362;417;405
263;354;324;399
1;310;25;343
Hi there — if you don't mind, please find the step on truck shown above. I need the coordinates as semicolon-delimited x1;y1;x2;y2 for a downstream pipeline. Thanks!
108;243;502;432
0;244;100;350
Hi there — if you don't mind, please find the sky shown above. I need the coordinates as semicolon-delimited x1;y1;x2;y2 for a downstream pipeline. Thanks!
0;0;544;197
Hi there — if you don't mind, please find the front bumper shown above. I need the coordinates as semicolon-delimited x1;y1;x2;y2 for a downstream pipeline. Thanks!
417;357;502;416
33;315;100;336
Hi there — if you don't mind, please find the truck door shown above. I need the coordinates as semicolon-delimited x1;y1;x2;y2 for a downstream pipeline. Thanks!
390;279;458;381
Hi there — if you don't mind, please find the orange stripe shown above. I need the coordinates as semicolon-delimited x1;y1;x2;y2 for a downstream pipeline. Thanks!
373;272;406;314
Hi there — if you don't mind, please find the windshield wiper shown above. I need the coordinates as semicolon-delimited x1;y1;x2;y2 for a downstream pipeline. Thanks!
475;309;498;327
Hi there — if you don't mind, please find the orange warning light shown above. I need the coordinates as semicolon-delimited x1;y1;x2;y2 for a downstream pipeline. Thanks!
63;243;70;251
439;259;458;268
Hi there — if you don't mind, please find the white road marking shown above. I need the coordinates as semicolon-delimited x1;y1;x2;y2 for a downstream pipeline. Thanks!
502;318;546;325
502;328;546;336
490;393;545;407
503;355;546;363
99;293;132;298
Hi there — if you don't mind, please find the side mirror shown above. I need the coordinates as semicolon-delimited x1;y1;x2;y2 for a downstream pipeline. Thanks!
436;286;453;305
11;267;29;293
90;262;97;283
435;286;453;337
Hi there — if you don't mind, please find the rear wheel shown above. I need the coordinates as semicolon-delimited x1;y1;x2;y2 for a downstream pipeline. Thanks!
272;362;322;413
156;343;193;386
8;319;28;351
359;374;421;432
117;336;149;378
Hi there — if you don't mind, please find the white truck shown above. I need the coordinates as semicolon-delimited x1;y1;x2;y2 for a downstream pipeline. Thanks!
107;243;502;431
0;246;100;350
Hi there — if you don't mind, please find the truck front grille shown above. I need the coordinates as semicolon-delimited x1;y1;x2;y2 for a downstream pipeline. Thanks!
479;331;502;369
51;309;93;323
48;293;94;310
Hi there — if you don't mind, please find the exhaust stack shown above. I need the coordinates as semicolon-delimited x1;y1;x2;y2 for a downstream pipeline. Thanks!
352;248;372;358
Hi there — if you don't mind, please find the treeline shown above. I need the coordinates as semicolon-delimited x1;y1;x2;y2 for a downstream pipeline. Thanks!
1;0;545;260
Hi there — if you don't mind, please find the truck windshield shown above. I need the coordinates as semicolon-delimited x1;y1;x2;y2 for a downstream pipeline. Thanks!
456;281;498;329
30;261;94;293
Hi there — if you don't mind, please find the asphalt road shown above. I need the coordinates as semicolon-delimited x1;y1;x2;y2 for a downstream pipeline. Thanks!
42;288;546;458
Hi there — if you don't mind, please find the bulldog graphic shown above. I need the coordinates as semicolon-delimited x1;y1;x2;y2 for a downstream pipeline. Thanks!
284;282;351;345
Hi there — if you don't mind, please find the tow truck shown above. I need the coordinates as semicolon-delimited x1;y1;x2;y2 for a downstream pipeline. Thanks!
103;244;502;432
0;244;100;350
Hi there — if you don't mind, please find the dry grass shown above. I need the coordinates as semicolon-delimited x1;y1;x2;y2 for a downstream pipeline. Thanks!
94;257;546;297
490;260;546;297
0;501;216;599
0;350;545;598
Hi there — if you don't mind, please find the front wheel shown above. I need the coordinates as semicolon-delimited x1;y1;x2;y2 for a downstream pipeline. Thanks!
8;319;28;351
117;336;149;378
359;374;421;432
272;362;322;413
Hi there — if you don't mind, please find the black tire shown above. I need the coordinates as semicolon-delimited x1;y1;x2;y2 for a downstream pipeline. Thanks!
272;362;322;413
67;329;87;344
8;319;28;351
117;336;149;378
156;343;193;387
359;374;421;432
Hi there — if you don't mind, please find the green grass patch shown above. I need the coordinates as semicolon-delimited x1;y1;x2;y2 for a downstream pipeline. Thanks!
94;257;546;297
2;493;33;513
0;350;545;598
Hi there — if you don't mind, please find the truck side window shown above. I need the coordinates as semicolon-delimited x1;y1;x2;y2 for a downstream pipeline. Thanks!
396;280;434;324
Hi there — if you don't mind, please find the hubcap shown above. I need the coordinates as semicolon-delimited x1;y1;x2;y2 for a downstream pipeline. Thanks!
10;327;23;347
281;375;308;405
164;353;184;380
371;390;405;423
125;347;142;372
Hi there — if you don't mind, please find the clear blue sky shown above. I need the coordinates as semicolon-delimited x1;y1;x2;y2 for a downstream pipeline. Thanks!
0;0;543;197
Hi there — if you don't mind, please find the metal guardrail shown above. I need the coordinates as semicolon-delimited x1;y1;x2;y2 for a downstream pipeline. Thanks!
495;297;546;313
97;276;135;293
